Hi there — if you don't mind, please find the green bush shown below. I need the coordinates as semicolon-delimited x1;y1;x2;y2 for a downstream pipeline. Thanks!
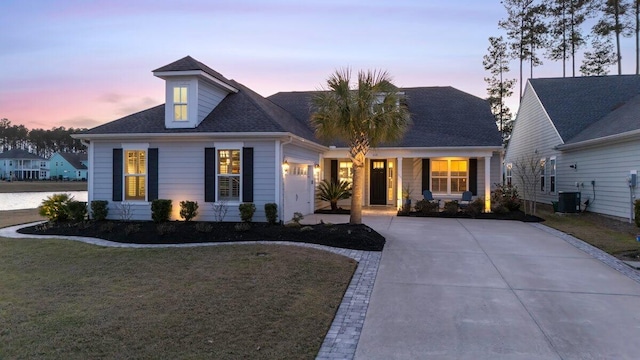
443;200;459;215
151;199;172;223
291;212;304;224
316;179;351;211
66;201;88;222
239;203;256;222
265;203;278;224
415;199;439;214
635;199;640;228
90;200;109;221
179;200;199;222
491;183;521;212
464;198;484;218
38;193;72;221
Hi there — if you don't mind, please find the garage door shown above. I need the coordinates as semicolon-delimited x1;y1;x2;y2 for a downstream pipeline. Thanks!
283;164;311;222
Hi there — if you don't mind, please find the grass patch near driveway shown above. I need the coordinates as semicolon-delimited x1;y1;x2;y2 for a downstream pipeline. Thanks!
536;203;640;259
0;238;356;359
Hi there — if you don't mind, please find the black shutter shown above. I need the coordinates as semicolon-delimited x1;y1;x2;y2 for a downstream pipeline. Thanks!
422;158;430;192
469;158;478;195
330;160;338;184
204;148;215;202
112;149;123;201
148;148;158;201
242;147;254;202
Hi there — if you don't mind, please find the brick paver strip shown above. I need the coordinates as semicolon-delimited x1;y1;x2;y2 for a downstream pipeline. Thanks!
0;222;380;360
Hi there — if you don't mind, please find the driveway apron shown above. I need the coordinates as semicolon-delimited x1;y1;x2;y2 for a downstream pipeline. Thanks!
356;217;640;360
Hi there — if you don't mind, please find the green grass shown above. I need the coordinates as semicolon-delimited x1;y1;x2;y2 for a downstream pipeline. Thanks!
0;238;356;359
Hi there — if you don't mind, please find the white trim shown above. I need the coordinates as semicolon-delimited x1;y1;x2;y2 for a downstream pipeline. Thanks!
555;129;640;151
153;70;239;93
121;143;149;150
484;156;491;212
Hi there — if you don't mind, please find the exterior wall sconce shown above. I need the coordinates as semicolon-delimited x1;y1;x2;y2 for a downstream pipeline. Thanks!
282;160;289;174
569;164;577;170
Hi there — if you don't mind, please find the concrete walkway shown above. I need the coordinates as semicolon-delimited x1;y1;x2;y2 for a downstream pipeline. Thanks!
352;216;640;360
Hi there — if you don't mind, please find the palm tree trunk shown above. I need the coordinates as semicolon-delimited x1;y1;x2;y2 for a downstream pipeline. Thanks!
350;154;365;224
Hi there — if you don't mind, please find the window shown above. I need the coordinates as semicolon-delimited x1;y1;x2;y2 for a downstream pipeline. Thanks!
173;86;188;121
549;157;556;193
506;163;512;186
124;150;146;201
540;158;546;192
218;149;241;201
431;159;468;194
339;161;353;184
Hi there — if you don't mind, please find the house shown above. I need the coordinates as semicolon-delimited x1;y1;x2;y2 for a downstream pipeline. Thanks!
505;75;640;222
0;148;49;181
74;56;502;222
49;152;88;180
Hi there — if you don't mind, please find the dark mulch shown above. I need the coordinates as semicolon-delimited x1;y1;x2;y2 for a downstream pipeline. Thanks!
315;208;351;215
398;210;544;222
18;220;386;251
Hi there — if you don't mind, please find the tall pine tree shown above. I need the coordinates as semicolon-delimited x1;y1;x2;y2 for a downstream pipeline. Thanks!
546;0;594;76
593;0;630;75
483;36;517;145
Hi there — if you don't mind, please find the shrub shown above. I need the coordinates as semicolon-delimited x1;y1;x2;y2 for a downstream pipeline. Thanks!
118;202;132;221
443;200;459;215
151;199;172;223
415;199;439;214
66;201;88;222
491;183;521;212
99;222;115;233
212;200;228;222
90;200;109;221
316;179;351;211
239;203;256;222
265;203;278;224
156;222;176;235
195;222;213;233
124;223;140;236
464;198;484;218
234;222;251;232
179;200;199;222
291;212;304;224
38;193;72;221
635;199;640;228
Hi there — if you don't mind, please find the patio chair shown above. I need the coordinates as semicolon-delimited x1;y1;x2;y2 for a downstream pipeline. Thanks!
422;190;440;207
459;191;473;208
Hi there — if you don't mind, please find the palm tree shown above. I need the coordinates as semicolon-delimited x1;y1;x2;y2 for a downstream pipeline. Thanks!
311;69;410;224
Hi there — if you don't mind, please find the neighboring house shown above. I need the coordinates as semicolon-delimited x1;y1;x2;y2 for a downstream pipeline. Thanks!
49;152;88;180
505;75;640;222
74;56;502;222
0;148;49;180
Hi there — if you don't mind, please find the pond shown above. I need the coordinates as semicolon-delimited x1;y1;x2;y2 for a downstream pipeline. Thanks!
0;191;88;211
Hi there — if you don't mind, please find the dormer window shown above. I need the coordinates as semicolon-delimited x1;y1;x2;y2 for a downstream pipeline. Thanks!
173;86;188;121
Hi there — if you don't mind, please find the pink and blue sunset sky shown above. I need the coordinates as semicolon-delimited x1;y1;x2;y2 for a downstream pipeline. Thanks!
1;0;637;130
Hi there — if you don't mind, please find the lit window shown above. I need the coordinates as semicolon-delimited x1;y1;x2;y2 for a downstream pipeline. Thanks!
506;163;513;186
339;161;353;184
173;86;188;121
431;159;468;194
124;150;146;201
549;158;556;193
218;149;241;201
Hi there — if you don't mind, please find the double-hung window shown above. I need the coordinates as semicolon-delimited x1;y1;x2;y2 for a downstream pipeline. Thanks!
173;86;188;121
540;158;546;192
218;149;241;201
125;150;146;201
549;157;556;193
431;159;468;194
506;163;513;186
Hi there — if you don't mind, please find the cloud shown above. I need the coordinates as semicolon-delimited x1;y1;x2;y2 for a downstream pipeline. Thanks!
98;92;127;104
116;96;161;116
60;117;104;129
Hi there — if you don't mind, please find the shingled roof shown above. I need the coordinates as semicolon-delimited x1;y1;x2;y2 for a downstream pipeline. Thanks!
0;148;46;160
268;86;501;147
56;152;88;170
529;75;640;143
152;55;237;90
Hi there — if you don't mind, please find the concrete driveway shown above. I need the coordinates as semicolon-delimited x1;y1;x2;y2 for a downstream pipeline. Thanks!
354;216;640;360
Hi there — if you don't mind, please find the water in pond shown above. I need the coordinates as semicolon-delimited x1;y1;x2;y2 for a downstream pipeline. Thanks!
0;191;88;211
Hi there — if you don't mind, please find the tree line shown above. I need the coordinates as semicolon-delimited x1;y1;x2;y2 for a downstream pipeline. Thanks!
484;0;639;144
0;118;87;158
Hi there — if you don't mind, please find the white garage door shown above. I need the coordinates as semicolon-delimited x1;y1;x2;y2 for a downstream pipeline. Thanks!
283;164;311;222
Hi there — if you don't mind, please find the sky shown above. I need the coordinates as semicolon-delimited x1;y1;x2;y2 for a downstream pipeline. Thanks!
1;0;637;130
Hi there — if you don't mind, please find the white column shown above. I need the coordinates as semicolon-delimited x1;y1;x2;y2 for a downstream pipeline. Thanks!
484;156;491;212
396;157;403;209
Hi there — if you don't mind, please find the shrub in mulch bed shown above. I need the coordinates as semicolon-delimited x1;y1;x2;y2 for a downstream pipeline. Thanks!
18;220;385;251
397;210;544;222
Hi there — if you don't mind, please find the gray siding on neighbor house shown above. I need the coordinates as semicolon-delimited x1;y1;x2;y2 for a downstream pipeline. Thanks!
197;81;228;123
558;139;640;220
92;139;277;222
505;82;564;206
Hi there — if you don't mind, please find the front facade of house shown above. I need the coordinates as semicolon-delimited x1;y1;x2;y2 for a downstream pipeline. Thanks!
75;56;502;222
505;76;640;221
0;149;49;180
49;152;88;180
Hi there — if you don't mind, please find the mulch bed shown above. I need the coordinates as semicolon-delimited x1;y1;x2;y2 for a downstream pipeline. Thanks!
18;220;386;251
398;210;544;222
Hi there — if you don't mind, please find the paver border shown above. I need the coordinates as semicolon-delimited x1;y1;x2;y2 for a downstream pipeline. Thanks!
0;222;380;360
530;223;640;284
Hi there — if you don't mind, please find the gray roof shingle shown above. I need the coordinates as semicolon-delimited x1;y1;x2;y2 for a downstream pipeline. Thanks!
0;148;47;161
529;75;640;142
152;55;237;90
56;152;88;170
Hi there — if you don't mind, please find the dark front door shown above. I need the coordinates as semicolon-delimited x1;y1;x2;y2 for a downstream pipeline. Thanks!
370;160;387;205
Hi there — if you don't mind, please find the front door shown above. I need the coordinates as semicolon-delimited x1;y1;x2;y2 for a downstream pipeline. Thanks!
370;160;387;205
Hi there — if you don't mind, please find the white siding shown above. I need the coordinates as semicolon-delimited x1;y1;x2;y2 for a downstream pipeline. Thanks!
559;138;640;220
197;81;228;124
505;82;563;206
283;143;319;163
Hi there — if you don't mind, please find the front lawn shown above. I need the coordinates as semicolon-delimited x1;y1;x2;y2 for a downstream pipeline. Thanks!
0;235;356;359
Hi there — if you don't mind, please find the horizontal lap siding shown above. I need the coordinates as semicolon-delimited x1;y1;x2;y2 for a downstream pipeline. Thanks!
248;141;276;221
197;82;228;123
92;142;119;218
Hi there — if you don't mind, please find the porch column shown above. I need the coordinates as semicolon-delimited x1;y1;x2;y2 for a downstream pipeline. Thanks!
396;157;403;209
484;156;491;212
